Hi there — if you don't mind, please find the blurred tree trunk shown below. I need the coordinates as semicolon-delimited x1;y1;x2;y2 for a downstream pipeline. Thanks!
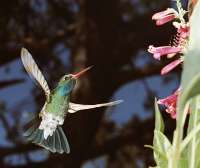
62;0;123;167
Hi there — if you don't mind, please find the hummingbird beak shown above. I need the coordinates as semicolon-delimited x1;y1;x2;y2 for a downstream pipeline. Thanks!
72;66;93;79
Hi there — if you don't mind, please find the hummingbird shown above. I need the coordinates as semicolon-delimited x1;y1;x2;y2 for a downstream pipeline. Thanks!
21;48;122;154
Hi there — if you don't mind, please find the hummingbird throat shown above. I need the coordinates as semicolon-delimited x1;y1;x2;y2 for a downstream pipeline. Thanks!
39;113;64;139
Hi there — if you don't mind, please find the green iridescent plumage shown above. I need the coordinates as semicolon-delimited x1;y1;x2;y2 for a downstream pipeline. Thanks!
21;48;123;154
45;78;76;117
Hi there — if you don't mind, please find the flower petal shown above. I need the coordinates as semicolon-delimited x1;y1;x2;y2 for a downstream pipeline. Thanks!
156;15;176;26
148;45;181;60
152;8;178;26
158;87;180;119
161;59;183;75
152;8;178;20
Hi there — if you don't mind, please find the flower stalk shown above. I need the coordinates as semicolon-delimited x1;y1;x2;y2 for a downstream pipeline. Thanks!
168;102;189;168
146;0;200;167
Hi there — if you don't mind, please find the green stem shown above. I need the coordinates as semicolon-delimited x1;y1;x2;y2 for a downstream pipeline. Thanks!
168;103;189;168
180;123;200;153
186;96;200;168
190;98;198;168
176;0;186;23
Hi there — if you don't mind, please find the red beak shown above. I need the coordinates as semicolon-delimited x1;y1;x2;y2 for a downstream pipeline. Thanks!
72;66;93;79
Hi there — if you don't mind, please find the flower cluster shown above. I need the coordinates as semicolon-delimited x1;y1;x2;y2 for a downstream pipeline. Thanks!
148;8;189;75
148;3;189;119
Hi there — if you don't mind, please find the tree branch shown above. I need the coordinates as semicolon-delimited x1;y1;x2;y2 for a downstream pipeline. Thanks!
0;79;25;89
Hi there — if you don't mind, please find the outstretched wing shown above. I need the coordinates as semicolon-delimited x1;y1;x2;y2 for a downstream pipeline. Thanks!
68;100;123;113
21;48;50;98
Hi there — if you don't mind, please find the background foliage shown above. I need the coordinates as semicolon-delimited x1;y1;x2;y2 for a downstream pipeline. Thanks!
0;0;186;167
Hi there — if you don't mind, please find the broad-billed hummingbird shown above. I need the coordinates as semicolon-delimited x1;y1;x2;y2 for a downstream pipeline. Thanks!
21;48;122;154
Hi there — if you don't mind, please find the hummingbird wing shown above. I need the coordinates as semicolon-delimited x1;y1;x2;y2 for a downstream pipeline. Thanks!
68;100;123;113
21;48;50;98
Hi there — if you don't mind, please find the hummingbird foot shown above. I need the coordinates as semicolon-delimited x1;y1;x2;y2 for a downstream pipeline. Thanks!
39;113;64;139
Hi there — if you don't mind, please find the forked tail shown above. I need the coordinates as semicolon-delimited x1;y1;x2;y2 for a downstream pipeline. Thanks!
24;122;70;154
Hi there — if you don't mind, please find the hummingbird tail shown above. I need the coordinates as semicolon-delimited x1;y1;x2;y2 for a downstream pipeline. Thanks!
24;123;70;154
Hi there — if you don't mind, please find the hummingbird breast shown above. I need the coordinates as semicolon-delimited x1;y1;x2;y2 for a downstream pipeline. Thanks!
58;84;73;97
45;87;71;118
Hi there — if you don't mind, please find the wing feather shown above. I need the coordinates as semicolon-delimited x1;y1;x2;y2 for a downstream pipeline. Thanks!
21;48;50;97
68;100;123;113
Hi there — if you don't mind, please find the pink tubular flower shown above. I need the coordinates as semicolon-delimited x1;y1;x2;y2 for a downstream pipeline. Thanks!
152;8;178;26
161;58;183;75
158;88;180;119
149;5;189;75
148;45;182;60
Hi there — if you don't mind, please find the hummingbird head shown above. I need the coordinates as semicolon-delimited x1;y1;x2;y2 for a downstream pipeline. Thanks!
60;66;93;83
58;74;76;93
57;66;93;96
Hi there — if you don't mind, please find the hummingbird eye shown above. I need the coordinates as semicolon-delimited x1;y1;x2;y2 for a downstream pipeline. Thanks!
64;76;69;80
64;75;72;80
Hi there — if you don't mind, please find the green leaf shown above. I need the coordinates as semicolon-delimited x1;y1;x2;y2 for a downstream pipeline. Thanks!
172;2;200;167
189;0;200;50
178;158;188;168
178;144;189;168
179;98;200;168
154;98;164;132
151;100;166;167
145;145;166;160
178;50;200;113
177;0;200;120
153;130;171;167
